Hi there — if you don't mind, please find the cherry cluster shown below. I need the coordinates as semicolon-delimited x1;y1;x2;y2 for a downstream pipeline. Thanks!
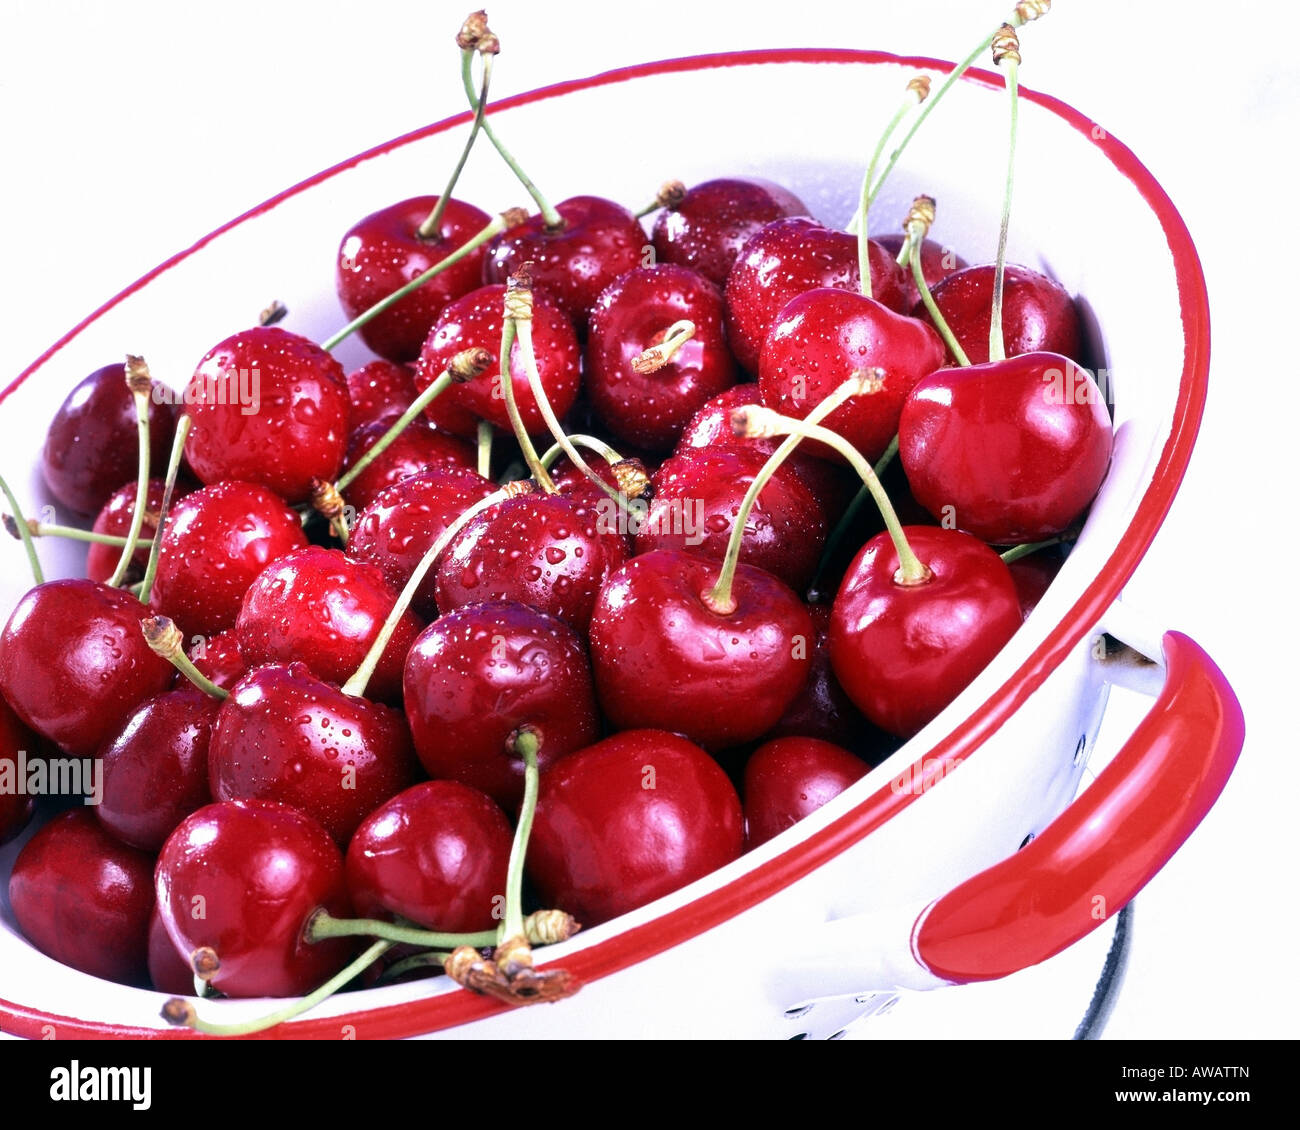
0;1;1109;1033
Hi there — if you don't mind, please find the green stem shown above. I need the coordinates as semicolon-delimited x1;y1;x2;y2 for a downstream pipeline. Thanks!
496;317;555;493
856;94;916;297
419;53;493;239
912;233;971;366
538;434;622;470
0;472;44;585
1000;537;1060;564
378;951;454;984
307;912;497;950
138;416;192;607
810;434;905;594
142;615;229;699
6;520;146;548
106;376;152;588
335;371;454;495
503;731;540;943
989;55;1020;364
476;419;494;479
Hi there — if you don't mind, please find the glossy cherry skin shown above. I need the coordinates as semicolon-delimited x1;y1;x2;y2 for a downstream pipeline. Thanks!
85;478;173;585
872;232;968;309
435;489;628;634
899;352;1112;543
588;550;813;750
743;736;870;848
652;176;810;288
235;547;424;705
97;688;218;852
484;195;647;327
183;326;351;504
585;264;737;452
156;798;355;998
347;465;496;619
528;729;744;927
724;217;910;372
414;283;582;440
829;527;1023;738
42;362;180;516
188;629;250;691
403;601;599;808
208;663;417;845
0;580;173;757
339;417;475;511
147;904;195;995
634;446;827;593
337;195;493;363
9;808;154;986
346;359;419;429
346;780;512;932
150;480;308;639
758;287;947;463
920;263;1083;366
0;695;39;843
1009;549;1063;620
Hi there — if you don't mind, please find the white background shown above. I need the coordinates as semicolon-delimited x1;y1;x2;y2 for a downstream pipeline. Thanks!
1;0;1296;1041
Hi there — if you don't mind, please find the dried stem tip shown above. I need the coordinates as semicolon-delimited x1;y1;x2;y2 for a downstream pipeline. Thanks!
524;909;582;945
2;513;35;540
456;10;499;53
311;478;346;520
904;194;937;239
504;266;535;321
190;946;221;981
906;75;932;102
259;300;289;327
448;346;493;383
499;206;529;230
141;615;184;661
502;478;536;500
992;23;1022;66
631;319;696;374
124;354;153;396
729;404;784;440
657;179;688;209
494;934;535;979
611;459;651;500
160;998;195;1027
1013;0;1051;23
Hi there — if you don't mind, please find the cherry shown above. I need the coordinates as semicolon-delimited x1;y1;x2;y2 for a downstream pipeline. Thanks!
9;808;154;986
0;580;172;756
758;287;946;463
528;729;744;927
829;526;1023;738
585;264;737;452
150;480;308;639
484;195;647;328
345;359;419;430
1007;547;1064;619
415;282;581;439
155;798;356;998
920;263;1083;366
723;217;910;372
208;662;417;845
873;231;968;308
41;362;179;516
183;325;351;505
434;487;628;634
345;780;512;933
588;549;813;750
898;352;1111;543
346;465;496;620
96;687;217;852
339;417;475;512
336;196;493;362
147;904;195;995
85;478;175;585
743;736;870;849
235;546;424;705
0;695;39;844
651;176;810;288
187;629;250;691
403;600;600;808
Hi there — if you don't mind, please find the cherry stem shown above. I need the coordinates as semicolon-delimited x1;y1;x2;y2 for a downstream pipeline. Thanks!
163;938;392;1038
809;435;903;594
259;300;288;327
419;52;494;239
461;48;562;229
497;287;556;494
2;516;147;548
989;31;1022;364
141;615;229;700
477;419;494;478
633;179;687;219
704;372;882;614
321;211;517;353
138;415;192;607
106;358;153;589
762;413;930;586
537;433;622;470
503;729;541;943
340;486;511;699
307;911;498;950
999;537;1061;563
910;227;970;367
855;83;925;296
631;320;696;374
0;472;44;585
377;951;454;984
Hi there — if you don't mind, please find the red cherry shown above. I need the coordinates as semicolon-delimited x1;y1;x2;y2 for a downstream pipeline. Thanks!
414;283;581;439
0;696;39;844
872;232;967;308
898;352;1112;543
150;480;308;640
187;629;250;691
345;359;419;430
339;417;475;512
147;904;195;995
208;663;417;845
585;264;737;451
97;687;218;851
920;263;1083;366
484;195;646;327
346;780;512;932
652;176;810;288
156;798;355;998
85;478;173;585
829;527;1022;738
743;736;870;848
528;729;744;926
758;287;946;463
336;195;493;362
1008;549;1064;620
724;217;910;372
42;362;179;516
235;546;424;705
9;808;153;986
403;600;600;808
588;549;813;750
183;326;351;504
0;580;172;757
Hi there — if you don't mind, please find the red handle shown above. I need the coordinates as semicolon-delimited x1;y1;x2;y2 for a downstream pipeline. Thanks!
913;631;1243;982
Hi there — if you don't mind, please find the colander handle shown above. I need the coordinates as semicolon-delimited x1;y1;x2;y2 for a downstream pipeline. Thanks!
910;630;1243;982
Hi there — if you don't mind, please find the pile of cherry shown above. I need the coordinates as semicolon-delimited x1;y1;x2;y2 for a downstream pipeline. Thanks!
0;2;1110;1032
